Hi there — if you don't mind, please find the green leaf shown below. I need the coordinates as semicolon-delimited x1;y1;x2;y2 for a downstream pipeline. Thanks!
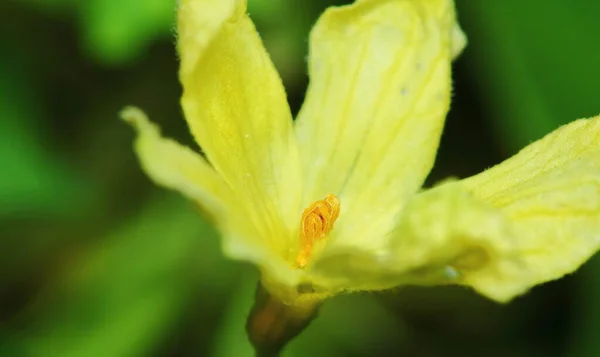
15;0;75;15
567;254;600;357
6;195;238;357
0;55;90;218
457;0;600;153
79;0;175;65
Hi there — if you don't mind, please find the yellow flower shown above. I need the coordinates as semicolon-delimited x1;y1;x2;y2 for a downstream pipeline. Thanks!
123;0;600;307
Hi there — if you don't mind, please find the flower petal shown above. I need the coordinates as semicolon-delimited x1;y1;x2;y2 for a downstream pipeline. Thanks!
177;0;302;254
308;181;507;293
311;116;600;301
121;107;280;267
295;0;466;248
461;115;600;301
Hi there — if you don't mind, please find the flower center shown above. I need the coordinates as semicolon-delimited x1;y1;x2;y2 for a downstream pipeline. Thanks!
295;194;340;268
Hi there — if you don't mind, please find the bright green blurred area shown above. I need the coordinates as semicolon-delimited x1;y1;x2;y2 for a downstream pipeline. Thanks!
1;0;599;356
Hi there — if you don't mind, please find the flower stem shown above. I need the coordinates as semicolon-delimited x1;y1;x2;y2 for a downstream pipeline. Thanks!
246;282;321;356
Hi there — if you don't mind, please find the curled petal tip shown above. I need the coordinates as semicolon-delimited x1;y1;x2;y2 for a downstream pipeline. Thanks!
120;106;155;134
120;106;145;123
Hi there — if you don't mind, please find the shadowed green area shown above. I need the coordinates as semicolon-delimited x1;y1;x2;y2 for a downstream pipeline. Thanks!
1;0;599;356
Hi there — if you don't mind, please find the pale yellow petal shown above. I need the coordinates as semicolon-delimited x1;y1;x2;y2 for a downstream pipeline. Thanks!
311;117;600;300
177;0;237;77
122;107;230;213
461;115;600;301
177;0;302;255
308;181;508;293
387;181;521;301
295;0;466;248
121;107;283;267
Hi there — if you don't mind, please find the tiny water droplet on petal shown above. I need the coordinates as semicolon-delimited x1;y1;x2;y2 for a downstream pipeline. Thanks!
444;266;460;280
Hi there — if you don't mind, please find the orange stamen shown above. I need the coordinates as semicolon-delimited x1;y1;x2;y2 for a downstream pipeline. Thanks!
295;194;340;268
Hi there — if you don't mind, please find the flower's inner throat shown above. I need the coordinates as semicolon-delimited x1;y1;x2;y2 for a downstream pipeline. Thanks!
295;194;340;269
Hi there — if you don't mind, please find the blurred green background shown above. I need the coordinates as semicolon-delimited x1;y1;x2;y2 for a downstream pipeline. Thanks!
1;0;600;356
